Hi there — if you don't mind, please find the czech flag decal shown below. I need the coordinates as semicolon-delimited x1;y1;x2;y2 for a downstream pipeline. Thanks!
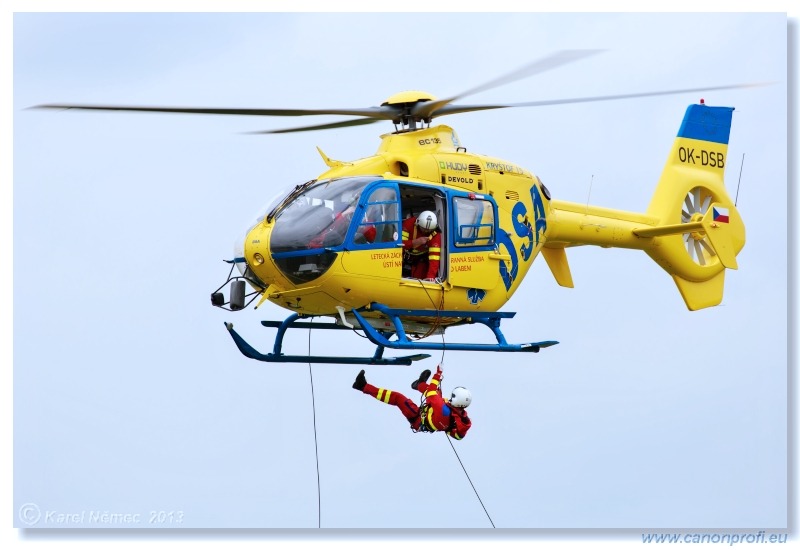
713;206;730;223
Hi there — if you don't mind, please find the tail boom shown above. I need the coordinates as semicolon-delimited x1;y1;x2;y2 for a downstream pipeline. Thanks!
540;103;745;310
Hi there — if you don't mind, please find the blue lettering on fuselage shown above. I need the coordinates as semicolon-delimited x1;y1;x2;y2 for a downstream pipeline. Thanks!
496;183;548;291
531;184;547;242
512;201;533;262
496;229;519;291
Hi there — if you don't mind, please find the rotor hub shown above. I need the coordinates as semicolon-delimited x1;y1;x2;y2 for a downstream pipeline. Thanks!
381;91;437;106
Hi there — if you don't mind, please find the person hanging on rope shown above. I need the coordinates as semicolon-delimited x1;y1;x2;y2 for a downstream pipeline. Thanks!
402;210;441;281
352;365;472;440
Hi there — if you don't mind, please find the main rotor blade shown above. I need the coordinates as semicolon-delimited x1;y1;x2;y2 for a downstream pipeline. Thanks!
246;117;382;134
430;82;769;117
33;103;396;119
413;49;603;119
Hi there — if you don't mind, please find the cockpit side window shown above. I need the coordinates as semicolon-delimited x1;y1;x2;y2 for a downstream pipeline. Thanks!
271;177;371;253
269;177;375;284
351;185;400;246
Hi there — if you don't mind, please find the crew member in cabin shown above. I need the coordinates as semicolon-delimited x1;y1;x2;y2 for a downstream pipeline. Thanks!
401;210;441;281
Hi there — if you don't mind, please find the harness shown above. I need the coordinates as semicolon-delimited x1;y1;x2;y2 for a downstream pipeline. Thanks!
404;226;438;260
411;399;434;433
411;396;457;434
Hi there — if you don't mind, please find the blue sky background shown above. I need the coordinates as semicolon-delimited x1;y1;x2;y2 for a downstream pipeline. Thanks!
6;6;793;543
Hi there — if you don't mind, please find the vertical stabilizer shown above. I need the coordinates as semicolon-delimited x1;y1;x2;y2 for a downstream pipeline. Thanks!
644;103;745;310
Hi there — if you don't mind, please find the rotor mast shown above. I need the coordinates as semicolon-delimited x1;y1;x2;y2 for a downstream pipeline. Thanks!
381;91;437;133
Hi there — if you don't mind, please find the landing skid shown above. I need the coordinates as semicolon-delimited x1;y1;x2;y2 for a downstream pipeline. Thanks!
223;303;558;365
355;303;559;353
224;317;431;365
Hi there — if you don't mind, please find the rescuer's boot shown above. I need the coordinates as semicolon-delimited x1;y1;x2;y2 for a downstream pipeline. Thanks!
411;369;431;391
353;369;367;391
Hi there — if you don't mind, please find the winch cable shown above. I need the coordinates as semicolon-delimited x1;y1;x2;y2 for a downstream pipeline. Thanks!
417;283;492;526
306;320;322;528
304;296;495;529
418;279;447;360
446;435;496;528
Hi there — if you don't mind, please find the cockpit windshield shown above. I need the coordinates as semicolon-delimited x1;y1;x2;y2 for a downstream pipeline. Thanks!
270;177;375;253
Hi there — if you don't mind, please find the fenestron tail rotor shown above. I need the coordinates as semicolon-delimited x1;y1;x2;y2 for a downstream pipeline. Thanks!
682;187;717;267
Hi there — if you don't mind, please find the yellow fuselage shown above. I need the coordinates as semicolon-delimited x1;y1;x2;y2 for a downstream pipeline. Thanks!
241;103;745;322
242;125;549;323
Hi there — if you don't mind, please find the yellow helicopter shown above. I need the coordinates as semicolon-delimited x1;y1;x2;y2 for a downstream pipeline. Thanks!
38;51;747;365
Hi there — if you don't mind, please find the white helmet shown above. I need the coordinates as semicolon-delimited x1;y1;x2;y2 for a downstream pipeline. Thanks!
416;210;438;231
450;387;472;408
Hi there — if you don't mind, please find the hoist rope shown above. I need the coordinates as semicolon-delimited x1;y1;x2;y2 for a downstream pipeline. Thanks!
307;322;322;528
418;280;447;360
416;283;492;525
445;435;496;528
304;281;492;529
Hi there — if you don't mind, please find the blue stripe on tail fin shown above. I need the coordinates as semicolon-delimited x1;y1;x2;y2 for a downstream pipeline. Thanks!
677;104;735;144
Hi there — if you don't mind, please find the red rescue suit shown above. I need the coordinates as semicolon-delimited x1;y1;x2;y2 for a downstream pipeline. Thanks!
402;217;441;280
360;369;471;440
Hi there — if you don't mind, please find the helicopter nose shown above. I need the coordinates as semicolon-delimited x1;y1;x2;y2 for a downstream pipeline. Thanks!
241;221;274;284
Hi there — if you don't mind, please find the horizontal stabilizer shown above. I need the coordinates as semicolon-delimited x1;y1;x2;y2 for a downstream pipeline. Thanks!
633;222;703;238
632;202;738;270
